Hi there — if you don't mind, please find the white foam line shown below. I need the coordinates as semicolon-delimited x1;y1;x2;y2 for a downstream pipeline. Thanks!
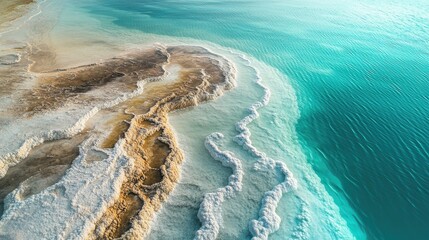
231;54;298;240
194;133;244;240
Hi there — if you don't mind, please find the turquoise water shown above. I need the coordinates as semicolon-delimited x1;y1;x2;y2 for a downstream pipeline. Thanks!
39;0;429;239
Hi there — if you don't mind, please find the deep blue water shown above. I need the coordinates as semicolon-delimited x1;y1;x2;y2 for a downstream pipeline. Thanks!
78;0;429;239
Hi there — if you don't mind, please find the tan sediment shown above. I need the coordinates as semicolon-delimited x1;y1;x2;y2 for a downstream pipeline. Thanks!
22;48;168;115
100;113;133;149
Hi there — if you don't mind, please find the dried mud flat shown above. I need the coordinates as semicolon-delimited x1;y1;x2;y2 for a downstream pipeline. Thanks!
0;45;235;239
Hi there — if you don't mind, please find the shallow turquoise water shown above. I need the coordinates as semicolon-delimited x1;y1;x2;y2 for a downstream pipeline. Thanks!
51;0;429;239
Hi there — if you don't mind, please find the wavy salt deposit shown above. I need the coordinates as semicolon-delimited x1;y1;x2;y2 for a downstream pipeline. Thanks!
231;55;298;240
194;132;244;240
228;51;355;239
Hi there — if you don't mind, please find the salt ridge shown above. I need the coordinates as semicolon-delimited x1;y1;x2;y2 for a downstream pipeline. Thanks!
229;51;355;239
232;54;298;240
194;132;244;240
